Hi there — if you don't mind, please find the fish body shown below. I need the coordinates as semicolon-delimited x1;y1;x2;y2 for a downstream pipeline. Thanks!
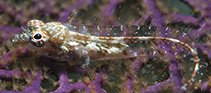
12;20;129;61
12;17;199;84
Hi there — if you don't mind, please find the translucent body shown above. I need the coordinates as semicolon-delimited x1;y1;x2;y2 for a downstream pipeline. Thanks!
12;18;199;85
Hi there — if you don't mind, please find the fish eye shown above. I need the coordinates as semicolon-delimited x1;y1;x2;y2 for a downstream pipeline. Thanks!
34;33;42;39
30;30;49;47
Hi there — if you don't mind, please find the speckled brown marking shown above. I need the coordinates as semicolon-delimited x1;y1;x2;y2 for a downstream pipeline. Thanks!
12;13;200;85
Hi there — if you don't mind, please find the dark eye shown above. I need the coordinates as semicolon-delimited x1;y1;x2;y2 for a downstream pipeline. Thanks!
34;34;42;39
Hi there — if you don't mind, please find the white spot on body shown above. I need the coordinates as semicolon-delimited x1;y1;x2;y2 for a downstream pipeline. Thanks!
182;33;187;37
59;37;64;40
86;43;100;51
137;26;140;30
97;26;100;31
180;85;187;90
82;50;88;55
109;47;122;53
49;30;54;34
61;46;69;52
148;26;152;29
114;33;117;36
52;30;63;38
68;42;79;46
20;34;24;38
121;26;123;31
83;26;86;30
153;51;156;55
134;52;138;57
165;27;169;31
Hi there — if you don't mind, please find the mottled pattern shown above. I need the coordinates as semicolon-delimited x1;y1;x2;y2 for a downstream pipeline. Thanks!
13;17;200;87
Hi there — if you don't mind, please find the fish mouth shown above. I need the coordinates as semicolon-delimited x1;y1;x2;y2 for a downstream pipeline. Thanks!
12;32;31;44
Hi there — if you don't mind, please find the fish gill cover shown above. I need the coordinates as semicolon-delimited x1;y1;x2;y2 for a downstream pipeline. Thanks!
0;0;211;93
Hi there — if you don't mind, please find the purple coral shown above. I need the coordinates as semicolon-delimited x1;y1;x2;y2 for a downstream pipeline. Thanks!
0;0;211;93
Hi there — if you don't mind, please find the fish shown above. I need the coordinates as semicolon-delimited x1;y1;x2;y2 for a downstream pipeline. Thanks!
12;10;199;84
